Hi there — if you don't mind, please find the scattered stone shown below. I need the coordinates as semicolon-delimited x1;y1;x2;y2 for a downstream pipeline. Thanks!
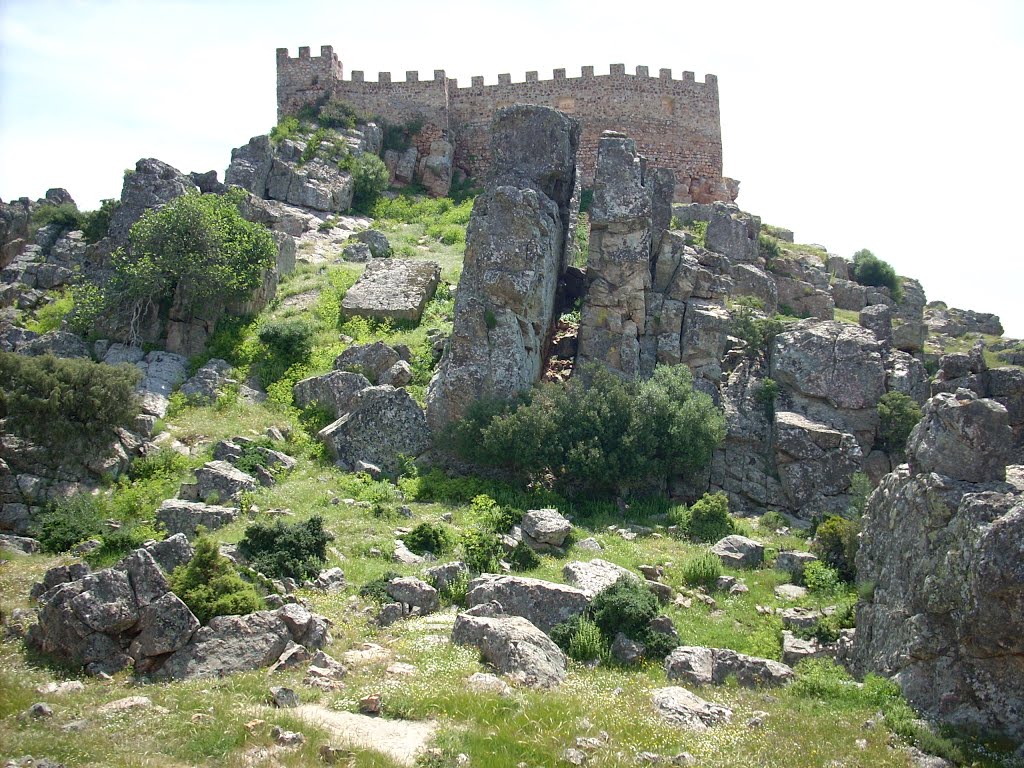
393;539;425;565
466;671;512;696
774;584;808;601
25;702;54;719
774;550;817;579
780;607;823;631
576;537;603;552
97;696;163;714
310;567;346;592
563;748;589;766
319;745;355;765
271;725;306;747
386;662;417;676
155;499;238;538
359;694;382;714
611;632;645;664
270;686;300;708
651;686;733;730
520;508;572;552
35;681;85;696
665;646;794;687
424;561;469;592
710;535;765;568
353;229;393;259
386;577;439;612
343;241;372;262
562;559;638;599
0;533;40;555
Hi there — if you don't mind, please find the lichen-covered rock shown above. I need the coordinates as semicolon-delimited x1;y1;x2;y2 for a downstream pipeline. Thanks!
341;259;441;323
426;106;578;431
465;574;589;633
774;411;862;511
651;686;733;729
156;499;239;538
451;611;566;688
317;385;429;474
853;448;1024;740
710;535;765;569
665;646;793;687
562;559;638;599
907;392;1012;482
293;370;371;417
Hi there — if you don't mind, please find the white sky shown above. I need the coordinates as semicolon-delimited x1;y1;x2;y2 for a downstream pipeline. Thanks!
2;0;1022;336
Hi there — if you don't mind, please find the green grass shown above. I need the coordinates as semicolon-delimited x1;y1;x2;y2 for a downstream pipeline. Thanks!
833;308;860;325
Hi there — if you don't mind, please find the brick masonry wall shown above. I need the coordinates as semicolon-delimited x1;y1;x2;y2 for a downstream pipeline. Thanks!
277;47;730;201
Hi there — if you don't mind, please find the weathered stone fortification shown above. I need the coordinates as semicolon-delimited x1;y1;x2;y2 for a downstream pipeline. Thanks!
276;46;734;204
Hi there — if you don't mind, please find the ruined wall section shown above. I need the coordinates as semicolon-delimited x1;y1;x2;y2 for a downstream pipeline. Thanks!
276;48;729;202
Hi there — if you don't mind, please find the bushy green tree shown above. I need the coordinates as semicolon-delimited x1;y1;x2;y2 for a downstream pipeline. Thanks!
852;249;902;301
0;352;140;458
237;515;333;581
110;190;276;317
668;491;735;543
404;521;454;556
33;494;107;554
591;576;660;640
811;515;859;582
351;153;389;213
877;391;922;453
170;536;264;624
451;364;725;498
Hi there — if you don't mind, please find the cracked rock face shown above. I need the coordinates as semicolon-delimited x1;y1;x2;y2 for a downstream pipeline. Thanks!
853;391;1024;742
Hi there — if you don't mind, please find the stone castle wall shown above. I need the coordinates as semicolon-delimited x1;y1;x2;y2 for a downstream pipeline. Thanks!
276;46;734;202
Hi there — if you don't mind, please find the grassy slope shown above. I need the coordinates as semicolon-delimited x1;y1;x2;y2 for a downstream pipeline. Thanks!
0;197;1013;768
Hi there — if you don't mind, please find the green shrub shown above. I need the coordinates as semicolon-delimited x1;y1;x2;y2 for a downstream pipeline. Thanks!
381;116;425;152
730;306;786;359
437;570;470;607
451;364;724;498
81;199;120;243
591;576;659;640
640;626;679;661
802;560;843;595
237;515;333;581
351;153;389;213
851;249;902;301
0;352;141;459
270;115;302;144
755;378;780;418
404;521;454;556
877;391;922;453
109;190;276;319
84;522;164;568
507;540;541;571
686;220;707;247
811;515;859;582
359;571;402;604
33;494;107;554
847;472;873;516
550;616;606;662
25;291;75;334
670;492;734;543
170;536;264;624
679;550;723;588
31;202;83;232
316;98;363;130
460;527;504;574
258;317;315;366
760;510;787;531
758;233;781;259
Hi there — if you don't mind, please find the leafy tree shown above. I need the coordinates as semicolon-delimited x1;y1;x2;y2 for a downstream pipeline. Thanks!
811;515;859;582
170;536;264;624
110;190;276;322
877;391;922;453
852;249;902;301
81;199;120;243
669;492;735;543
237;515;333;581
350;152;390;213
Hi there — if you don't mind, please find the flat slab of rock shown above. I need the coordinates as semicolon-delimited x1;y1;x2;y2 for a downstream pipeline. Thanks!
452;611;566;688
466;574;588;633
291;704;436;767
562;559;638;598
190;461;257;503
341;259;441;323
651;686;733;730
665;646;793;687
710;535;765;568
156;499;239;538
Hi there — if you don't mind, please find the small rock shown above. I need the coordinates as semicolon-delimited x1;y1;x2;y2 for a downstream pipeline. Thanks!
26;702;54;718
271;725;305;746
35;681;85;696
359;693;382;714
576;537;603;552
467;672;512;696
270;686;299;708
774;584;808;601
564;748;589;765
319;744;354;765
386;662;417;676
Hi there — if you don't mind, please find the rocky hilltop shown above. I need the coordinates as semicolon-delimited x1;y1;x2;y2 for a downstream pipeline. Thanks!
1;101;1022;766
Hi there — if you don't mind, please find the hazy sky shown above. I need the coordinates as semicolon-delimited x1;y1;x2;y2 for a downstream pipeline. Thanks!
2;0;1022;335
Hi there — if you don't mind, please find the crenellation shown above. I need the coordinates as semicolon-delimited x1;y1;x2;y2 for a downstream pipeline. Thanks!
406;71;418;82
275;44;734;202
298;46;310;58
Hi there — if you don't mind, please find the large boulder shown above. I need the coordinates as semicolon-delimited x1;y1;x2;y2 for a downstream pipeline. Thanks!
665;646;794;687
521;508;571;551
773;411;862;511
451;611;566;688
108;158;198;244
651;686;733;730
704;202;759;263
341;259;441;324
906;392;1012;483
317;385;429;474
853;446;1024;741
426;106;578;431
292;370;371;418
465;574;588;633
156;499;239;538
561;559;638;599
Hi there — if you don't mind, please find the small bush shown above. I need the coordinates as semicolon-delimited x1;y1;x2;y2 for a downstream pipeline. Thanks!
877;391;922;453
25;291;75;334
0;352;141;459
359;571;402;604
33;494;107;553
590;576;659;641
730;306;786;359
404;521;454;556
802;560;843;595
640;626;679;661
460;527;504;574
760;510;787;531
31;202;83;232
170;536;264;624
350;152;389;213
507;540;541;572
811;515;859;582
258;317;316;366
755;377;780;418
437;571;470;607
550;616;606;662
851;249;902;301
84;522;164;568
686;220;707;247
81;198;119;243
237;515;333;582
758;233;781;259
680;550;723;588
270;115;302;144
670;492;734;543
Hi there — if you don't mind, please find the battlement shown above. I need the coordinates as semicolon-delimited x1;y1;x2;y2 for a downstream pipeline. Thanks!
276;45;732;203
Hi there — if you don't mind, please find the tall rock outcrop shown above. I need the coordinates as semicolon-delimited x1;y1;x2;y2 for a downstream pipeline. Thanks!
426;106;579;431
853;390;1023;743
